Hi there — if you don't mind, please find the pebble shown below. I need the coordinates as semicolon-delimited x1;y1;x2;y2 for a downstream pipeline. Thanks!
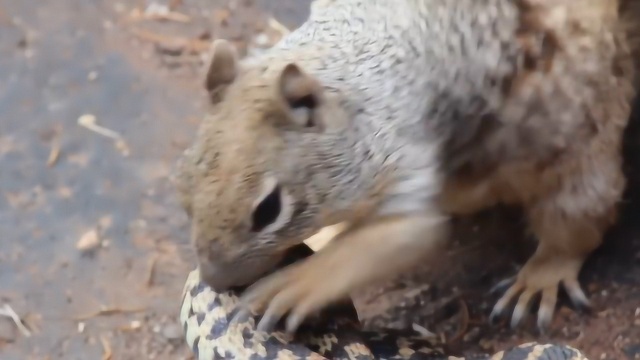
76;229;100;252
162;323;183;341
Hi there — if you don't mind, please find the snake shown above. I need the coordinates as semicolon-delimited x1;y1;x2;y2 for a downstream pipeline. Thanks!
179;244;589;360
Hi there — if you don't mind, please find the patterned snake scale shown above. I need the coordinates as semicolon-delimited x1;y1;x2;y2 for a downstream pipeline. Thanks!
179;244;589;360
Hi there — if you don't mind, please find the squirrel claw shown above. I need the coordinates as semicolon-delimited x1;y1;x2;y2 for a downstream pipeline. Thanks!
236;258;327;334
563;278;592;313
489;254;590;332
490;276;516;295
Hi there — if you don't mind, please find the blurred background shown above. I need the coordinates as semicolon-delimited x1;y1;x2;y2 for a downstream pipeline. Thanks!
0;1;638;359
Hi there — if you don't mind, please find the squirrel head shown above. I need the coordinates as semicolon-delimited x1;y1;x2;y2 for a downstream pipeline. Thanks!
174;39;351;290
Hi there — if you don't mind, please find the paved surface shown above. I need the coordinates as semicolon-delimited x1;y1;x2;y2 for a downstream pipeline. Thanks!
0;1;309;358
0;1;638;359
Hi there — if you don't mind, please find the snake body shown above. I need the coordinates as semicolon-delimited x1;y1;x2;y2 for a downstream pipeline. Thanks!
179;245;588;360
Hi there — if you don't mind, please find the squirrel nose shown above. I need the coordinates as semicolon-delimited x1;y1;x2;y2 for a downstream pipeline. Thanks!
199;261;239;291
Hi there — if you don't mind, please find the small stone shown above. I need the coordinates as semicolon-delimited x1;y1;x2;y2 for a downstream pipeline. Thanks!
77;322;85;333
130;320;141;329
76;229;100;252
162;323;182;340
87;71;98;81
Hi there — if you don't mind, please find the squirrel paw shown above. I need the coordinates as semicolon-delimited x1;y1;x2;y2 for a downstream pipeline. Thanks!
232;254;352;334
489;254;591;332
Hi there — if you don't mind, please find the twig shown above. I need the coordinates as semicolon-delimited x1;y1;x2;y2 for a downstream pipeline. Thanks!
146;254;158;287
77;114;130;157
127;8;191;23
77;114;123;141
150;12;191;22
0;304;32;337
73;306;146;321
447;299;470;344
100;335;113;360
47;141;61;167
129;27;211;53
411;323;438;338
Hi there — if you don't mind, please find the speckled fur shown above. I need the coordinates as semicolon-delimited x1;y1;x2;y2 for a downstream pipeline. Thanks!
174;0;640;339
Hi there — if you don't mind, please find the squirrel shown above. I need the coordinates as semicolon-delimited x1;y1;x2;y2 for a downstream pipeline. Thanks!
173;0;640;334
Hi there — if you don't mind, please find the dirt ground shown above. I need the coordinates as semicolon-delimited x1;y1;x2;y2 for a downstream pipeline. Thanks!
0;1;638;359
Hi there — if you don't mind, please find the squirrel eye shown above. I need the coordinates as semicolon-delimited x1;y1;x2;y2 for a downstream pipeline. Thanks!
290;94;316;109
288;94;316;128
251;185;282;232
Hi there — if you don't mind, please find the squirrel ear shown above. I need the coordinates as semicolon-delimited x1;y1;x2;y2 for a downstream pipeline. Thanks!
205;39;238;93
279;63;321;108
278;63;323;129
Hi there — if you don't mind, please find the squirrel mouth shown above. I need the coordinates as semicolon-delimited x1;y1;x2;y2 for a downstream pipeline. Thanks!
200;244;313;292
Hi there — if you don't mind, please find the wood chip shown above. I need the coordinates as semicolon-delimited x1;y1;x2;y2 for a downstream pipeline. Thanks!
447;299;470;344
411;323;437;338
129;27;210;54
73;306;146;321
127;7;191;23
100;335;112;360
304;223;347;251
78;114;120;139
146;254;158;287
46;141;60;167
